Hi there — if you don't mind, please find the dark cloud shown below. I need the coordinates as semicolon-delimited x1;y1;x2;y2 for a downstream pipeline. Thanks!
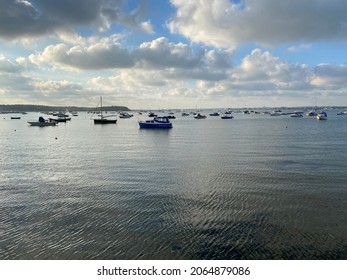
0;0;148;40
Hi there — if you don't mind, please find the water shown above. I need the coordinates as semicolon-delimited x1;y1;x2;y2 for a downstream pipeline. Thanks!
1;110;347;259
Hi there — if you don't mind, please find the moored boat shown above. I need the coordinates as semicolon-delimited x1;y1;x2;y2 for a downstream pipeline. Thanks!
28;116;57;126
139;116;173;129
290;112;303;118
209;112;220;116
221;114;234;119
119;112;134;118
92;97;118;124
317;111;327;120
306;111;318;116
194;113;207;119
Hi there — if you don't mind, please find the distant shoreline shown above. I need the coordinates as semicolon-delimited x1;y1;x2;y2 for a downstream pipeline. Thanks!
0;104;130;113
1;104;347;113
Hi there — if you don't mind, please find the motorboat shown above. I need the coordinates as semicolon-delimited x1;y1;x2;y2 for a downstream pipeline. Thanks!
194;113;207;119
290;112;303;118
139;116;173;129
317;111;327;120
28;116;57;126
221;114;234;119
119;112;134;118
209;112;220;116
306;111;318;116
49;115;71;122
270;112;282;116
148;112;157;117
181;112;189;116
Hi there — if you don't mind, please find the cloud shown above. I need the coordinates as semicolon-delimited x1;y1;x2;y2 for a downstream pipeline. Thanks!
168;0;347;48
0;55;22;73
287;44;312;53
27;36;234;80
0;0;153;40
29;39;135;70
135;37;204;69
311;64;347;89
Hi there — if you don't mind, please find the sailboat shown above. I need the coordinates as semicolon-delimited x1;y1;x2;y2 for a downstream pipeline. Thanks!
93;97;117;124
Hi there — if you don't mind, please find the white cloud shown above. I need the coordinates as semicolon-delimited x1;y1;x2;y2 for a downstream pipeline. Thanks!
287;44;312;53
168;0;347;48
28;40;135;70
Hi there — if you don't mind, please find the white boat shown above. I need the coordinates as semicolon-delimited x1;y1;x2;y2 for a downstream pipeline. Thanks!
221;114;234;119
270;112;282;116
317;111;327;120
194;113;207;119
290;112;303;118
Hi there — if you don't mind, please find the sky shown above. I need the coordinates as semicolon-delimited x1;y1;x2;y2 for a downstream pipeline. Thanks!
1;0;347;109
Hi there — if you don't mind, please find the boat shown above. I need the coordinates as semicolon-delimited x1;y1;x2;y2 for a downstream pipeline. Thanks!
93;97;117;124
148;112;157;117
28;116;57;126
181;112;189;116
49;115;71;122
306;111;318;116
221;114;234;119
290;112;303;118
270;112;282;116
194;113;207;119
317;111;327;120
139;116;173;129
11;116;21;119
119;112;134;118
209;112;220;116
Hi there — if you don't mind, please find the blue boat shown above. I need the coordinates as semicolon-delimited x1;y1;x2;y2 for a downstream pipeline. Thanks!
139;116;173;129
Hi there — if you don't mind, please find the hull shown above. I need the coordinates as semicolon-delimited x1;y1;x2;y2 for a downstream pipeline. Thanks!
94;119;117;124
28;121;56;126
221;115;234;119
49;118;69;122
139;122;172;129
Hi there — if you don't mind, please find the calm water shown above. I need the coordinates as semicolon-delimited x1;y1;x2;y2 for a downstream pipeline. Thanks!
1;110;347;259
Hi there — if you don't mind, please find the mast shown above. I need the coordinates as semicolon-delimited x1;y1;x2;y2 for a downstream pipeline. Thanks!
100;96;103;119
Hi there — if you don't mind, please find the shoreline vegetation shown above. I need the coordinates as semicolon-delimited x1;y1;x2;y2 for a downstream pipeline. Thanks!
0;104;130;113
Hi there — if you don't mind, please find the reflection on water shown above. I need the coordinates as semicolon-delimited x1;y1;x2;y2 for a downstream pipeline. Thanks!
0;111;347;259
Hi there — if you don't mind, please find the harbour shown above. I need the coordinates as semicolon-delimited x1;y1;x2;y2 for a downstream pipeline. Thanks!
1;109;347;259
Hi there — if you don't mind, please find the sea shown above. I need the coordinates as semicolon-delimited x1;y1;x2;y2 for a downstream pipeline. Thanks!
1;109;346;260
